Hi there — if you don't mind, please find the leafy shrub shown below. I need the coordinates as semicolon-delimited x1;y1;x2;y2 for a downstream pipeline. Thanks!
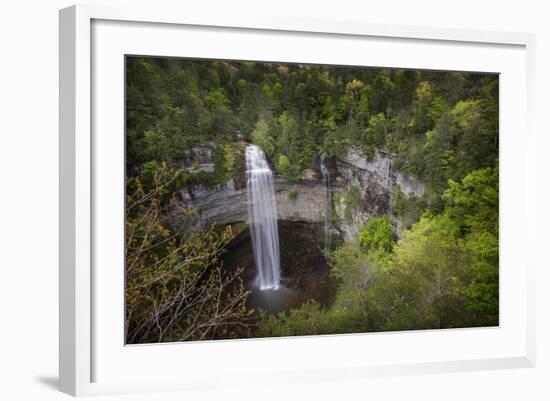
344;187;361;222
126;165;253;343
288;191;299;201
359;215;395;254
213;144;235;183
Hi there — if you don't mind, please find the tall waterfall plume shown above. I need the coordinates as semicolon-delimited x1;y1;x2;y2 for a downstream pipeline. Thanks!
245;145;281;290
320;154;332;252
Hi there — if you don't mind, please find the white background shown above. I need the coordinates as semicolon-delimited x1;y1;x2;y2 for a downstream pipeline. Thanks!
0;0;547;400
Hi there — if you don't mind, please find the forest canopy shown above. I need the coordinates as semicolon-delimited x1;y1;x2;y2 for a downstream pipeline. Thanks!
127;58;497;195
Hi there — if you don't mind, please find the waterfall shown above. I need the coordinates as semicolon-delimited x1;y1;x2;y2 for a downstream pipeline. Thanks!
320;154;332;252
384;158;391;185
245;145;281;290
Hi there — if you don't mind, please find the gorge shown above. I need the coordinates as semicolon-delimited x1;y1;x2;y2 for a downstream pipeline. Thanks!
175;142;425;312
178;143;425;240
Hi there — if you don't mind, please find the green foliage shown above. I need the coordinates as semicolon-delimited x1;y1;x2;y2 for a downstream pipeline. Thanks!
126;58;498;203
328;237;369;284
335;79;365;123
255;301;329;338
392;79;497;207
411;81;435;134
359;216;395;253
450;99;497;179
363;113;387;157
212;144;235;183
370;71;395;113
251;119;275;158
391;186;427;229
126;166;253;343
274;112;316;175
420;111;456;194
277;112;298;154
321;124;357;158
373;213;470;329
276;154;299;181
443;164;498;234
288;191;299;201
343;187;361;222
356;86;370;122
443;165;499;320
257;165;499;337
204;88;230;110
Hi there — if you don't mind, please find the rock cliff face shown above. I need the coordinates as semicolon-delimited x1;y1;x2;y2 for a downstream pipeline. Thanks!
336;148;425;197
333;147;425;239
179;175;326;228
180;179;248;227
274;176;327;223
177;144;424;238
179;143;216;173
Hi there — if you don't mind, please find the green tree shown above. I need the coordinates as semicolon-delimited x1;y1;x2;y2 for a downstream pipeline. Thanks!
363;113;388;157
359;215;395;254
251;119;275;158
277;111;299;156
276;154;300;181
451;99;496;178
421;111;456;194
125;165;253;343
443;165;499;321
336;79;365;123
213;144;235;183
370;71;395;113
411;81;436;135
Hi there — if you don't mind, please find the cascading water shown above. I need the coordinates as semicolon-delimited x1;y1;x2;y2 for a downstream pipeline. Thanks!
245;145;281;290
383;158;391;185
319;154;332;252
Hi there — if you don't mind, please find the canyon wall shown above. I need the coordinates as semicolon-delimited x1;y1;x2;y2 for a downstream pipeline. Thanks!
177;144;424;239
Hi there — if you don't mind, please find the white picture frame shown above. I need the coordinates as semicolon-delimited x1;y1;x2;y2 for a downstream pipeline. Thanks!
59;3;536;397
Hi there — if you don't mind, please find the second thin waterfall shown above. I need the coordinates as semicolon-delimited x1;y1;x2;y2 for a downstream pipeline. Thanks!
320;154;332;252
245;145;281;290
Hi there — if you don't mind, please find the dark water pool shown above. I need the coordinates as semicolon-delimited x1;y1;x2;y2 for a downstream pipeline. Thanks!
220;221;336;314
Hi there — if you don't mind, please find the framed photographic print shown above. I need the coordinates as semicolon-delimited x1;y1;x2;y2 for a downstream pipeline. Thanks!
59;4;536;396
